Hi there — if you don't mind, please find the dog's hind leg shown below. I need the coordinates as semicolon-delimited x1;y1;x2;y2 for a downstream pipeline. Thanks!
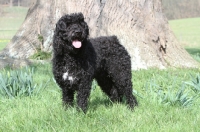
106;63;138;109
115;74;138;109
123;80;138;109
95;71;122;102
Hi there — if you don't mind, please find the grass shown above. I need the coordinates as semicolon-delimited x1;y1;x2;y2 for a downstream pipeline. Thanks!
169;17;200;48
0;6;28;40
0;63;200;131
169;18;200;62
0;6;28;50
0;39;9;50
185;48;200;62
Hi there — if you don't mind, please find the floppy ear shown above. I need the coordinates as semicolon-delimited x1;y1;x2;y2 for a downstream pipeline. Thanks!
53;32;64;56
84;22;89;37
56;20;66;32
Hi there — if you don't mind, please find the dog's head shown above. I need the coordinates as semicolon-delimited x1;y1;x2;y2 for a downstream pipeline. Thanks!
54;12;89;54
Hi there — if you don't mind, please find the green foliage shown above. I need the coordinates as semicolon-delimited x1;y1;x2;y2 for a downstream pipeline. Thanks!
186;48;200;62
29;48;52;60
185;74;200;93
191;54;200;63
38;34;44;43
144;72;199;107
146;82;192;107
92;80;98;90
0;67;48;98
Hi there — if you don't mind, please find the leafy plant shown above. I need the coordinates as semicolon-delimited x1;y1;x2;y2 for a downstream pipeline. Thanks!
146;78;197;107
0;67;48;99
191;53;200;63
38;34;44;43
185;74;200;93
158;86;196;107
92;80;97;90
29;48;52;60
29;34;52;60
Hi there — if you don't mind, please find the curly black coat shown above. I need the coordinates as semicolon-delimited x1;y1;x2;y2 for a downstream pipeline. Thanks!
52;12;138;112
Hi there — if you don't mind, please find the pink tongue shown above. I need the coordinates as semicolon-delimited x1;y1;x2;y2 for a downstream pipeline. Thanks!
72;40;82;48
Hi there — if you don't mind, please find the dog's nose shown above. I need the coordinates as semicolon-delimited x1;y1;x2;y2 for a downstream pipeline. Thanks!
74;31;82;36
75;30;81;34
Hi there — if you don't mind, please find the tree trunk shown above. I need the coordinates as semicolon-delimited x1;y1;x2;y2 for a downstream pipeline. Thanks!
18;0;21;7
1;0;199;69
9;0;13;7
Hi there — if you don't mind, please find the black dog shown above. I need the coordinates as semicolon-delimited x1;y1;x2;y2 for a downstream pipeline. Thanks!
52;12;138;112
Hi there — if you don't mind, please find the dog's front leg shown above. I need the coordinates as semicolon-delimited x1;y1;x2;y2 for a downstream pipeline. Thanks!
76;81;92;113
62;88;75;107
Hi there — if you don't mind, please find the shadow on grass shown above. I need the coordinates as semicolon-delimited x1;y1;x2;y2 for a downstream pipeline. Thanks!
186;48;200;62
89;97;113;111
185;48;200;55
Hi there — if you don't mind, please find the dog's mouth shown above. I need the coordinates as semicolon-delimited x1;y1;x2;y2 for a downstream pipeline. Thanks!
72;40;82;48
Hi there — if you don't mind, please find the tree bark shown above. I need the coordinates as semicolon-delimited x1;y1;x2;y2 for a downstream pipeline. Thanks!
1;0;199;69
18;0;21;6
9;0;13;7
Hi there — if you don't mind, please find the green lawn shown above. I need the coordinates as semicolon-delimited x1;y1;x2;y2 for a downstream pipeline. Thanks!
0;40;9;50
0;6;28;40
169;18;200;62
186;48;200;62
0;64;199;131
169;17;200;48
0;6;28;50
